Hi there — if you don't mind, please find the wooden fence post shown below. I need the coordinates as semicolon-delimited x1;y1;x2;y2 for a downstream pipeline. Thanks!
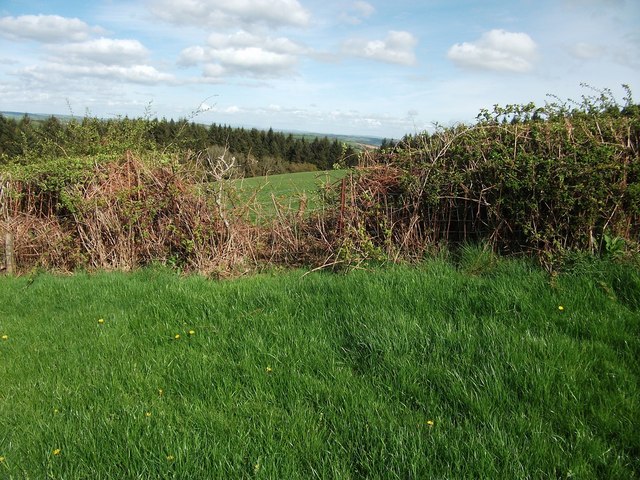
338;177;346;235
1;177;13;275
4;225;14;275
4;228;14;275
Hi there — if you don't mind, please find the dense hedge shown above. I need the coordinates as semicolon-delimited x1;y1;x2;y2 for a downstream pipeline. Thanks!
341;87;639;263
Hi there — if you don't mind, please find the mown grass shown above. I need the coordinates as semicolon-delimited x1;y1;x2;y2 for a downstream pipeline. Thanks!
0;256;638;479
231;169;347;218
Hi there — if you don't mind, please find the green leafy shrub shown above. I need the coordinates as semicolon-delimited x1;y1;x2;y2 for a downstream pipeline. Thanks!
337;85;639;268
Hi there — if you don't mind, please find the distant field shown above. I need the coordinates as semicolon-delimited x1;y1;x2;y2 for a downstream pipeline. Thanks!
231;169;348;218
286;131;384;148
1;256;638;478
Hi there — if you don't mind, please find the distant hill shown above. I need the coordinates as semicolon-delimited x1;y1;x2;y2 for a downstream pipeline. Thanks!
285;131;384;148
1;111;72;122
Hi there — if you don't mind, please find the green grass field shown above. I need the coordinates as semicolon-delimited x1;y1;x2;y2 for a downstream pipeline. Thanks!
231;169;347;218
1;256;639;478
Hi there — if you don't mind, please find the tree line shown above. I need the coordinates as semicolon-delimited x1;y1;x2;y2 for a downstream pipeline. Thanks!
0;114;358;175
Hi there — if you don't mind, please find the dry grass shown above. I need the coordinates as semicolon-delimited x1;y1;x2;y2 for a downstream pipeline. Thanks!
1;151;343;275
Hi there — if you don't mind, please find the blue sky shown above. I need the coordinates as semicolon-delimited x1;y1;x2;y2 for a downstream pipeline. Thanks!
1;0;638;138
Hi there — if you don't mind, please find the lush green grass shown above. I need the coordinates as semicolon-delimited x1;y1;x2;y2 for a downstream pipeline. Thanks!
231;169;347;218
0;256;639;479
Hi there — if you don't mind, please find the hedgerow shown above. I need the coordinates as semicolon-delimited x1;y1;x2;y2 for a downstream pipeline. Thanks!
332;85;639;268
1;85;638;273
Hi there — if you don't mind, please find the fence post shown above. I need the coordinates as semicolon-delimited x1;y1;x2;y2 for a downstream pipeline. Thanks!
1;178;13;275
338;177;346;235
4;228;13;275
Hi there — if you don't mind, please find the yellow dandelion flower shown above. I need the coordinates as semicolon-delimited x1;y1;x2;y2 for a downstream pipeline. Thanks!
254;461;261;473
53;408;59;414
98;318;105;324
174;334;180;340
166;455;174;461
558;305;564;311
0;456;5;462
426;420;434;427
188;330;195;335
1;335;8;340
158;388;164;396
145;412;152;417
266;366;273;373
52;448;61;456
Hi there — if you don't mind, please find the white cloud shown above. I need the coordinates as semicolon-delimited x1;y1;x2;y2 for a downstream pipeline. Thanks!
216;49;293;70
149;0;310;29
0;14;102;43
19;62;176;85
354;1;376;17
48;38;149;66
202;63;227;79
447;29;537;73
207;31;305;55
7;33;175;87
566;37;638;68
569;42;605;60
204;104;243;114
343;31;418;65
210;48;297;76
179;46;207;66
340;1;375;24
179;30;305;79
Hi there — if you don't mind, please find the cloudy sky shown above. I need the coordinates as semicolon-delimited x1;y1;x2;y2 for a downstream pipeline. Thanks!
1;0;638;138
